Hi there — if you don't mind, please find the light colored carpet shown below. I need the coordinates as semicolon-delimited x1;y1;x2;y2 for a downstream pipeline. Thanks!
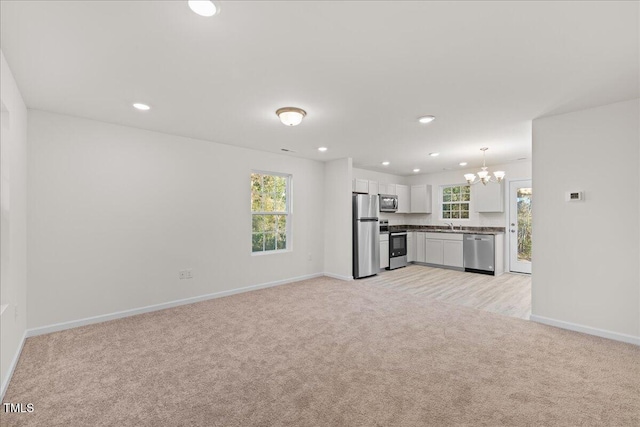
2;276;639;426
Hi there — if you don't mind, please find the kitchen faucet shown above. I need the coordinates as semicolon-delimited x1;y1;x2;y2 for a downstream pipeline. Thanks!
445;222;454;231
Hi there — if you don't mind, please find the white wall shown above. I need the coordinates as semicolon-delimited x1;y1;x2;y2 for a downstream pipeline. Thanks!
324;158;353;279
27;110;326;329
532;99;640;343
0;51;28;397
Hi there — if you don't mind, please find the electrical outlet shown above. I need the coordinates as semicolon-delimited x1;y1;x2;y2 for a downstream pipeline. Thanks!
179;270;186;279
185;269;193;279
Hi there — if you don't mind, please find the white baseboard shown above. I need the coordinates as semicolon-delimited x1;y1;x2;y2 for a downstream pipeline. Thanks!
1;330;27;400
323;272;353;281
530;315;640;346
26;272;324;338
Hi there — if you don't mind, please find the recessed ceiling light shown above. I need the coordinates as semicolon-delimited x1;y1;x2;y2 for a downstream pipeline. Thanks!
429;152;439;157
318;147;328;152
133;103;150;111
413;168;420;173
382;161;390;166
418;115;436;124
188;0;219;17
459;162;468;166
276;107;306;126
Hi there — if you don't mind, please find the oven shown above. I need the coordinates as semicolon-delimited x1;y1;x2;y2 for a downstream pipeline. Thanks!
388;232;407;270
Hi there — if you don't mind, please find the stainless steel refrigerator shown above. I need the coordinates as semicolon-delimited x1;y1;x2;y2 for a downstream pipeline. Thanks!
353;194;380;279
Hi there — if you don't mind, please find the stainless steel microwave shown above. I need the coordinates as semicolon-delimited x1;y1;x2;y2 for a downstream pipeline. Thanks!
379;194;398;212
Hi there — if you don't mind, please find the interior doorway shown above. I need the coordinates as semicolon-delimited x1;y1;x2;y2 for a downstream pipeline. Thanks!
509;180;532;274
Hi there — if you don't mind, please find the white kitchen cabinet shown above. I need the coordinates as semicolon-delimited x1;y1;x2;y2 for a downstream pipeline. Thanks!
379;183;396;196
396;184;410;213
425;232;464;268
474;181;504;212
443;240;464;268
415;232;426;263
352;178;369;194
407;232;415;262
380;233;389;269
368;180;379;195
410;184;432;213
425;239;444;264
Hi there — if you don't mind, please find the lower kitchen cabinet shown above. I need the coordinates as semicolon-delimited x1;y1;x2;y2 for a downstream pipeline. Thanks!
415;232;426;263
425;232;463;268
443;240;464;268
380;234;389;269
407;232;415;262
425;239;443;264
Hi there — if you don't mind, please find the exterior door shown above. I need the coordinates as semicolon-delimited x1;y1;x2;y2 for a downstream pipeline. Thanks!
509;180;532;274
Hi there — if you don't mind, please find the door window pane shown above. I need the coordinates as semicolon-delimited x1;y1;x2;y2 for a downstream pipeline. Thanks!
517;188;532;262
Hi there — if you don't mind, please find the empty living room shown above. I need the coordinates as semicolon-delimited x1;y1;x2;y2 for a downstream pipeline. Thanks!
1;1;639;426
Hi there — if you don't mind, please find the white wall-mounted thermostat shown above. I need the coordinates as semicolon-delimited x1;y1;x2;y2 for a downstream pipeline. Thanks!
565;191;584;202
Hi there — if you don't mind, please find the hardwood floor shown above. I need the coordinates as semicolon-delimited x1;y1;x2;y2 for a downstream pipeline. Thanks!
360;264;531;320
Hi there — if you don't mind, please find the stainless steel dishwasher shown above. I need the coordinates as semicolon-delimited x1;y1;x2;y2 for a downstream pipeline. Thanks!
463;234;495;275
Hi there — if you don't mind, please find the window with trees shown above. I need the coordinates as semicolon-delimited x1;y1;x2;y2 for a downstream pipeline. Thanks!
441;184;471;219
251;172;290;253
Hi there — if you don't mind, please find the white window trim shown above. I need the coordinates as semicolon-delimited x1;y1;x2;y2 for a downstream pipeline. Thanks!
250;171;292;255
439;183;472;221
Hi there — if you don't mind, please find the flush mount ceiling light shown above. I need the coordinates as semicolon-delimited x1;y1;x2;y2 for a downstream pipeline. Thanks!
464;147;505;186
318;147;328;152
276;107;306;126
188;0;219;17
418;115;436;124
413;168;420;173
429;152;439;157
459;162;468;166
133;103;150;111
381;161;390;166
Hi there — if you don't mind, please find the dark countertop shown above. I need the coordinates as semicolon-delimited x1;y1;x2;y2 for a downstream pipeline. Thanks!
387;225;505;235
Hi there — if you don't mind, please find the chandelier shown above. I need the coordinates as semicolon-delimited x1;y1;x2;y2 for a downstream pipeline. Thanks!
464;147;505;185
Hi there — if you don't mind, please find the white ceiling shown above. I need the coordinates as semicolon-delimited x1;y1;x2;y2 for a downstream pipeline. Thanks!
1;1;638;175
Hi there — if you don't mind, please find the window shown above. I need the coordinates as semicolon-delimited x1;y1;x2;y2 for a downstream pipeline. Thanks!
441;184;471;219
251;172;290;253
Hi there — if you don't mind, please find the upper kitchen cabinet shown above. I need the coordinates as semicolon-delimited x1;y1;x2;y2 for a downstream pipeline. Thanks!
352;179;369;194
396;185;410;213
368;180;379;195
410;184;432;213
474;182;504;212
352;179;379;195
379;183;396;195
